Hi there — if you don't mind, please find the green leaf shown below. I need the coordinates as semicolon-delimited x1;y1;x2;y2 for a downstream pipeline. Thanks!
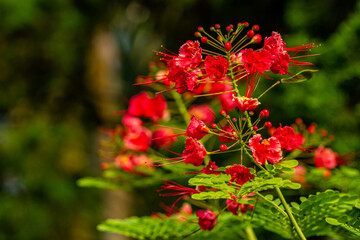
325;217;341;226
279;160;299;168
192;191;231;200
280;69;318;83
77;177;123;190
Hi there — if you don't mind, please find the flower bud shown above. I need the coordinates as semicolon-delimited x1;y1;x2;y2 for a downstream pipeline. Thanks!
252;25;259;31
225;42;232;52
247;30;254;38
220;144;228;152
201;36;208;43
260;109;269;119
220;110;226;116
264;121;272;128
194;31;202;37
252;34;262;44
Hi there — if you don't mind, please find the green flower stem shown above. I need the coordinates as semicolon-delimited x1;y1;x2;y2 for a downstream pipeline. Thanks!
244;111;256;135
275;186;307;240
171;90;190;125
227;55;241;98
255;192;287;217
245;225;257;240
257;80;280;100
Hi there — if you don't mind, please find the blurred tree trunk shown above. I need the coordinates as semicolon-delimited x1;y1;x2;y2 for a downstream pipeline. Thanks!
86;27;132;240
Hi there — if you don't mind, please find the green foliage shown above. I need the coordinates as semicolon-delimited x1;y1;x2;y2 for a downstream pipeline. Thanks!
297;190;359;238
98;216;199;240
306;166;360;193
98;212;256;240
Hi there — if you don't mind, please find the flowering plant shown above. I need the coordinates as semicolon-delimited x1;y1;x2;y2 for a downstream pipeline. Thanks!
79;22;360;240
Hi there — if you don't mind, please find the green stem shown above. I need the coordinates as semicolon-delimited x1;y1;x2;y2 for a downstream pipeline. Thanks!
257;80;280;100
245;226;257;240
227;55;241;97
256;192;287;217
244;111;256;135
275;186;307;240
172;91;190;125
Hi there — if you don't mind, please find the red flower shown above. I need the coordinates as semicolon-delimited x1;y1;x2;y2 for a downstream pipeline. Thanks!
272;126;301;151
219;87;237;111
204;55;229;79
182;137;207;166
188;104;215;125
225;164;254;185
186;115;209;140
128;92;169;122
122;114;143;132
249;134;282;165
158;181;199;215
168;66;199;94
226;197;240;215
241;48;273;75
115;154;153;172
196;210;217;231
176;40;203;69
233;96;260;112
218;125;236;143
152;128;177;148
200;161;220;175
123;125;152;152
314;146;337;169
264;32;316;75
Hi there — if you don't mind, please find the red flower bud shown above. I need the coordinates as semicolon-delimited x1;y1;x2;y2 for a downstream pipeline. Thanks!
247;30;254;38
201;36;208;43
264;121;272;128
194;31;202;37
260;109;269;119
252;25;259;31
252;34;262;44
220;144;228;152
225;42;232;51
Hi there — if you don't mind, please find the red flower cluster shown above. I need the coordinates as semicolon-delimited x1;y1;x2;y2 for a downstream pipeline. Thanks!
128;91;169;122
200;161;221;175
314;146;337;169
196;210;217;231
233;96;260;112
115;154;153;172
186;115;209;140
225;165;254;185
204;56;230;79
183;137;207;166
123;115;152;152
249;134;283;165
272;126;303;151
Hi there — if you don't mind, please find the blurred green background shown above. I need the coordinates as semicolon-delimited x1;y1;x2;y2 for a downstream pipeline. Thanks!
0;0;359;239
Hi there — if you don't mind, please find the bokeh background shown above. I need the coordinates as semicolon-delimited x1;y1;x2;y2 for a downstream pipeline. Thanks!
0;0;359;239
